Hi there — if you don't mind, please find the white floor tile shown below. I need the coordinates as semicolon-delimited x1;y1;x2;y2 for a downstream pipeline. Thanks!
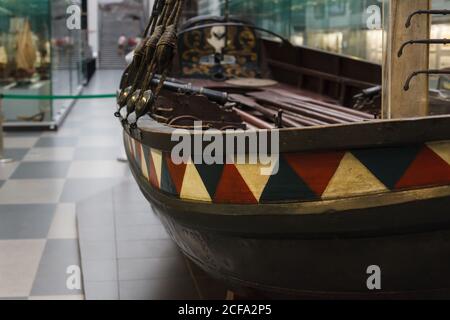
0;240;46;297
0;162;19;180
68;161;129;178
77;136;121;147
47;203;78;239
4;137;39;149
0;179;65;204
24;147;75;162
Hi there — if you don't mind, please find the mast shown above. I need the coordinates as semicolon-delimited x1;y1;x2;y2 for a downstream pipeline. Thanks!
382;0;431;119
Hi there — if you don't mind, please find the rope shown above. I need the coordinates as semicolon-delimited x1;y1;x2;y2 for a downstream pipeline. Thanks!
118;0;185;126
0;93;116;100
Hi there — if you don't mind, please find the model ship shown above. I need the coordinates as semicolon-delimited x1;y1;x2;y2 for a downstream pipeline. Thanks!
14;19;37;83
117;0;450;298
0;45;7;82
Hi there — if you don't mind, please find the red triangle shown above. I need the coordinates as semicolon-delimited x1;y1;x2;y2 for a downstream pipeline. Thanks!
214;164;258;204
284;151;345;196
165;154;187;194
396;146;450;189
147;150;159;189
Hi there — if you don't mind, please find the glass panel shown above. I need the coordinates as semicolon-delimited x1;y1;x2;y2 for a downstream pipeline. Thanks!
429;0;450;115
195;0;385;63
51;0;84;123
193;0;449;66
0;0;52;122
0;0;86;125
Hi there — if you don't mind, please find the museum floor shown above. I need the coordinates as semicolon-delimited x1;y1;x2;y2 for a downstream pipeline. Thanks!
0;70;227;300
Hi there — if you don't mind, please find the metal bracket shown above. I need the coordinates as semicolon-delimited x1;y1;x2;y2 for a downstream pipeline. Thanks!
404;70;450;91
405;9;450;28
398;39;450;57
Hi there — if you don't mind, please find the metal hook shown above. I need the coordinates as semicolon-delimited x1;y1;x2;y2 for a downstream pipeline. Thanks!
406;9;450;28
398;39;450;57
404;70;450;91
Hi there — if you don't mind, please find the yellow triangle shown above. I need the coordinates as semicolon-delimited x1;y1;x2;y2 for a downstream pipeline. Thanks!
140;144;149;180
130;137;136;159
322;153;388;199
235;162;275;201
151;149;162;187
180;160;212;202
427;141;450;165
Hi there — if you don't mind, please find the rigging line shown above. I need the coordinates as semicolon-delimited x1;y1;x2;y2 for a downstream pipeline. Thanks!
129;0;173;92
133;0;185;124
140;0;182;94
124;0;181;119
119;0;163;90
118;0;172;107
145;0;164;36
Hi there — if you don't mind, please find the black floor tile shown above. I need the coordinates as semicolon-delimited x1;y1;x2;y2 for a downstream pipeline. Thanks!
35;137;78;147
3;149;29;161
0;204;56;239
74;147;121;161
31;239;83;296
11;161;71;179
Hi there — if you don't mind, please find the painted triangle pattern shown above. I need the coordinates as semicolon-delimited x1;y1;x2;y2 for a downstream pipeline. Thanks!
427;141;450;165
352;145;421;189
147;148;159;189
396;146;450;190
164;153;187;195
260;157;316;203
180;160;212;202
160;153;178;196
151;149;163;188
124;133;450;204
195;163;225;199
140;143;149;180
322;153;388;199
214;164;258;204
235;162;274;201
284;151;345;197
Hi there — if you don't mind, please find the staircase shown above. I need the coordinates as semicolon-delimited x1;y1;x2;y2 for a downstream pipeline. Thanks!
98;8;143;69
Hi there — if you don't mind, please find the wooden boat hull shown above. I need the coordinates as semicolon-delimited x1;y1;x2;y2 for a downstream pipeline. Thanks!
122;115;450;298
139;186;450;299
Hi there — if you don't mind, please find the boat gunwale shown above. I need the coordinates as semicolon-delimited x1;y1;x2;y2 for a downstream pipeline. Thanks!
127;113;450;153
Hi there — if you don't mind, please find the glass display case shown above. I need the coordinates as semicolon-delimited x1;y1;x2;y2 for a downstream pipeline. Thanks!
0;0;86;129
198;0;450;67
197;0;449;115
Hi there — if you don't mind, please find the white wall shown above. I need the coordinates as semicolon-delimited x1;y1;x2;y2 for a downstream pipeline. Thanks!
88;0;99;58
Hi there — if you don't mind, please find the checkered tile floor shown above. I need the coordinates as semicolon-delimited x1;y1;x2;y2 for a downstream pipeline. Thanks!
0;70;125;299
0;70;228;300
